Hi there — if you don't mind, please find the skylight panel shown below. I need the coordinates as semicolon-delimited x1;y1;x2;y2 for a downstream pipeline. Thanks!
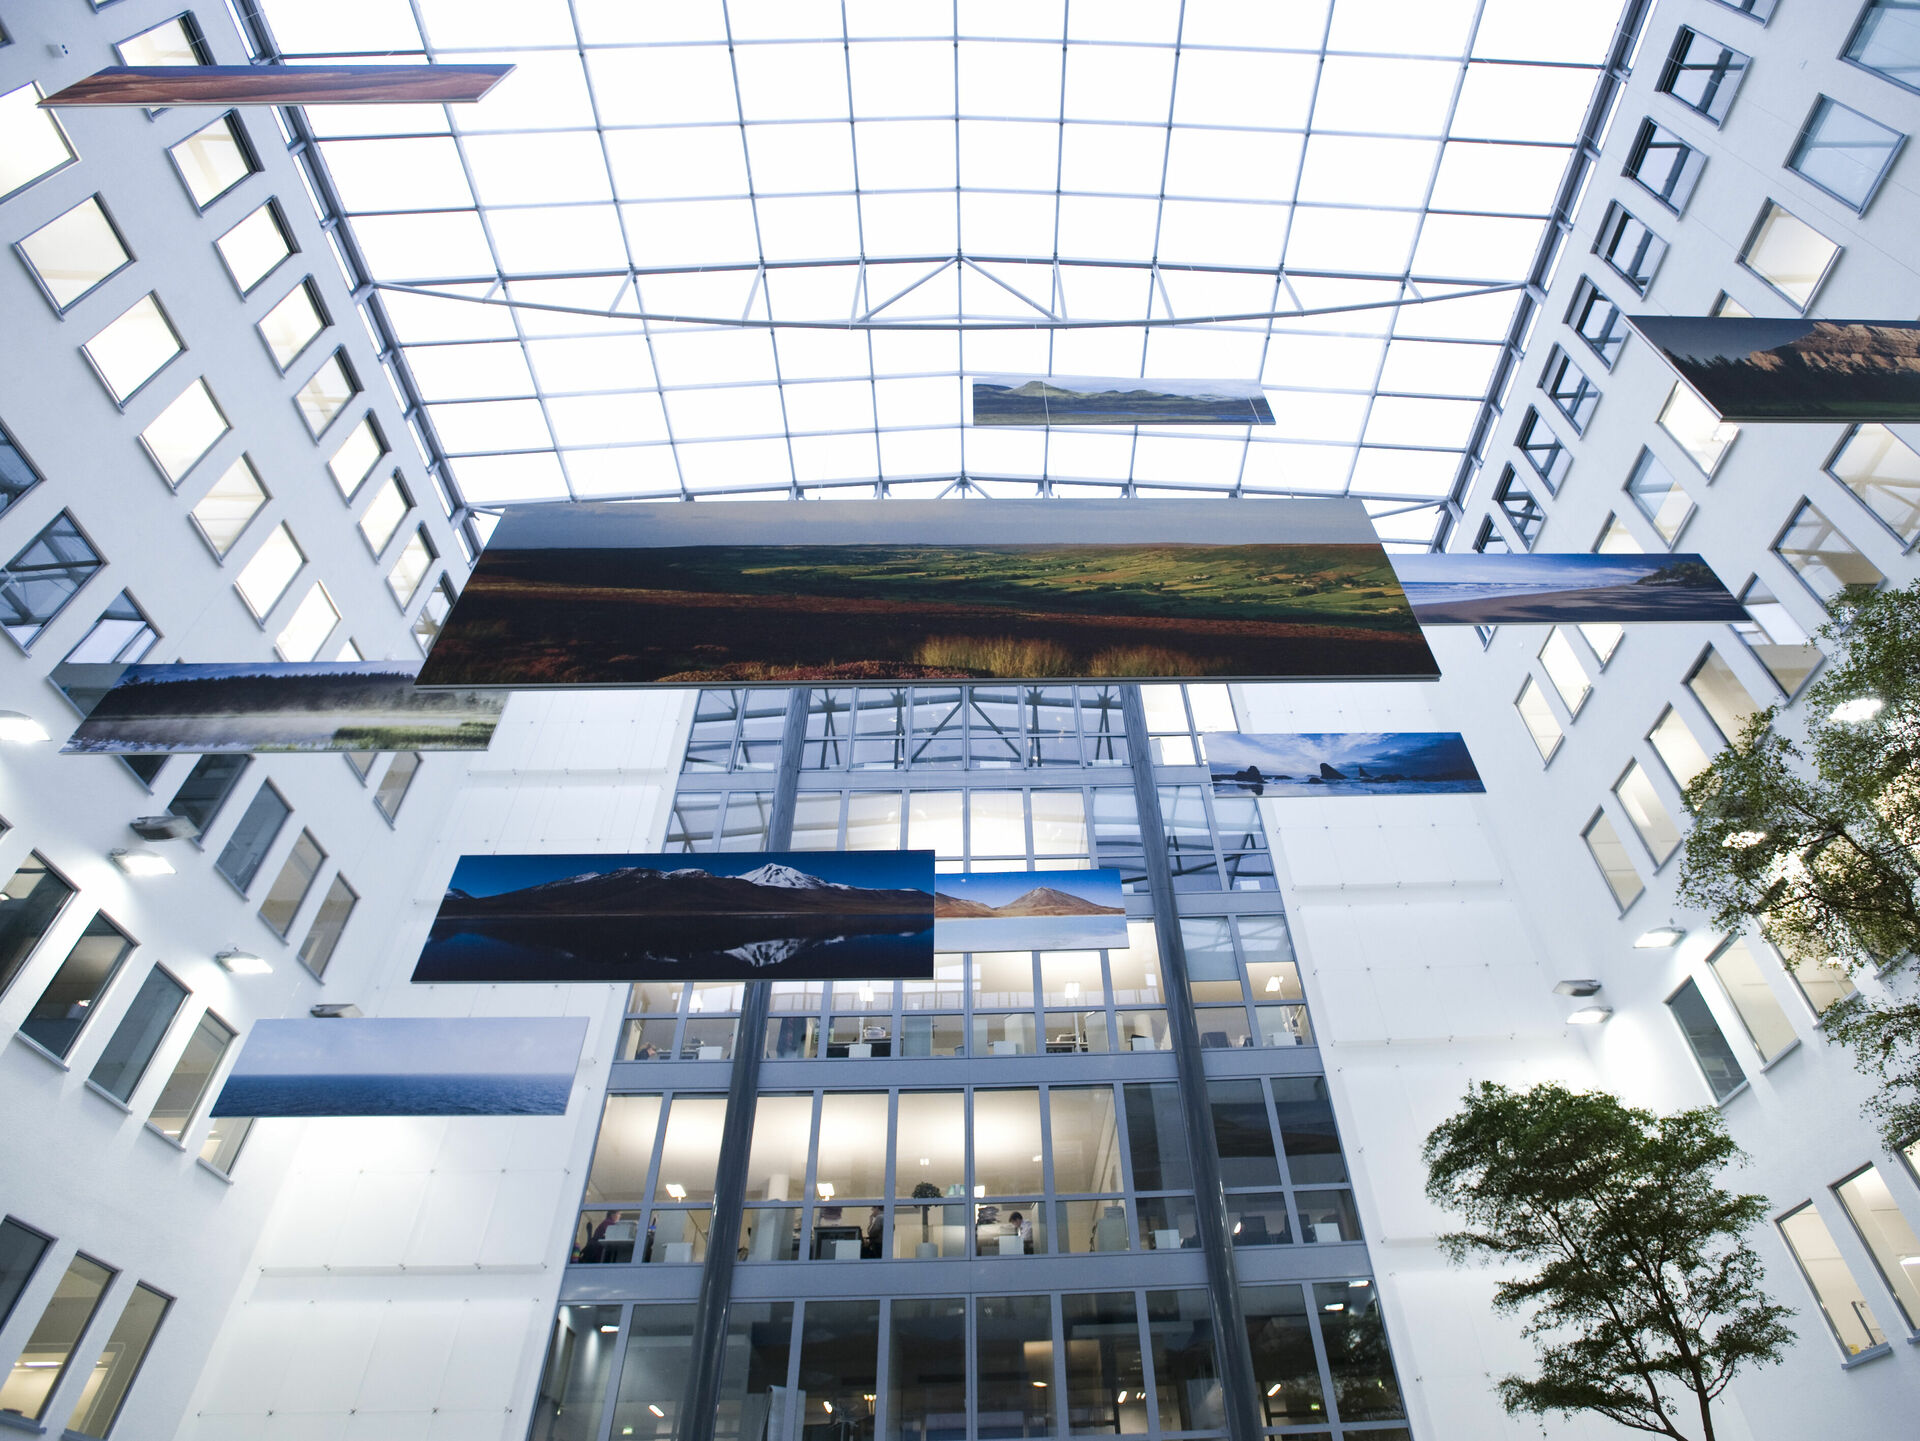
638;270;760;319
1164;129;1302;202
621;199;760;267
730;0;845;41
865;195;961;261
1240;441;1353;493
1451;65;1595;143
784;380;878;433
1365;396;1479;448
958;121;1060;190
746;124;858;193
573;0;726;44
1377;339;1498;397
1133;434;1243;486
1355;450;1457;497
307;102;449;140
846;0;953;39
502;277;633;335
1266;391;1371;442
879;428;962;477
958;192;1056;255
774;329;872;380
956;328;1050;375
1392;288;1521;340
605;127;750;201
956;42;1066;119
870;330;959;377
548;393;672;447
1056;197;1162;260
415;0;576;50
1284;209;1420;273
338;212;493;279
1313;58;1459;136
487;205;628;274
1043;432;1134;480
383;284;516;343
790;433;881;483
320;137;473;211
1327;0;1478;56
734;44;855;123
649;329;781;387
429;399;552;453
259;0;422;53
855;121;958;190
586;47;740;127
962;429;1046;475
678;437;795;491
526;336;658;393
402;341;536;400
848;41;957;115
755;195;864;262
566;445;684;497
463;133;613;207
665;386;788;441
875;377;960;429
1060;123;1169;195
1298;136;1442;207
1472;0;1622;62
1145;328;1266;379
449;452;569;503
1171;51;1317;128
451;51;595;132
957;0;1066;42
1413;215;1546;279
1429;141;1570;215
762;267;860;324
1262;336;1384;391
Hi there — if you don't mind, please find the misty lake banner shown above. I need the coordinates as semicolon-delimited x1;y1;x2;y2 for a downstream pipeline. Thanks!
934;868;1128;952
1390;552;1747;624
1629;316;1920;423
415;851;937;984
971;374;1276;425
413;498;1440;688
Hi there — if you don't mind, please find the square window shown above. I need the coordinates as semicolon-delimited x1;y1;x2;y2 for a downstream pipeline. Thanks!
1625;448;1693;546
1847;2;1920;95
295;352;358;437
1738;202;1839;311
1656;383;1737;476
257;280;327;372
1787;96;1905;213
216;201;295;295
1538;627;1590;714
1593;512;1642;554
1594;200;1666;295
61;589;157;666
0;424;43;521
1;511;102;649
1827;423;1920;545
115;15;207;67
1566;276;1627;368
1583;811;1643;909
1773;499;1884;603
1732;577;1820;697
387;527;437;607
190;456;267;556
1516;407;1570;492
1613;759;1681;865
1493;466;1543;547
1541;345;1600;432
0;83;77;203
17;196;132;312
357;474;412;553
84;294;182;404
1625;117;1706;213
1515;676;1562;762
1685;646;1762;745
274;581;340;661
140;378;229;485
1658;28;1747;124
327;415;386;499
169;113;257;209
234;522;303;619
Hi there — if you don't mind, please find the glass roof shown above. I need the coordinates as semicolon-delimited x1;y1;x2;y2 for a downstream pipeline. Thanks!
256;0;1625;548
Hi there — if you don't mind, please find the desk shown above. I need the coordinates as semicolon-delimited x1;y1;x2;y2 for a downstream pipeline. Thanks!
811;1224;863;1259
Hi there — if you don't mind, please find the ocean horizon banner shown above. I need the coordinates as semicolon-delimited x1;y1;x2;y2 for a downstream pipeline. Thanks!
210;1017;586;1118
413;498;1440;688
1629;316;1920;423
415;851;937;984
61;662;502;753
42;65;513;108
1391;553;1747;625
1204;732;1485;798
971;375;1275;425
934;869;1127;952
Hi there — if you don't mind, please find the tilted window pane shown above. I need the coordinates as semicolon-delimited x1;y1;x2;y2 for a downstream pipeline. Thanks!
374;752;421;820
1542;346;1599;430
64;1282;169;1439
1740;203;1838;310
1242;1284;1325;1428
1516;408;1569;492
607;1303;698;1438
141;379;229;485
197;1115;252;1172
0;1220;52;1334
167;754;248;834
84;294;181;403
20;914;133;1059
1272;1076;1347;1185
1779;1204;1886;1356
1594;512;1642;553
411;577;455;653
1515;677;1562;761
257;281;326;371
387;528;435;606
117;16;203;66
169;114;255;208
1;425;42;519
1567;276;1627;367
1649;706;1712;790
1626;117;1705;212
1667;977;1747;1101
1595;201;1666;294
1123;1081;1192;1191
1494;467;1543;546
298;875;356;977
1705;938;1796;1062
656;1095;728;1202
0;854;77;999
1313;1281;1405;1422
714;1300;793;1441
258;829;324;935
214;784;290;891
296;353;357;436
1788;97;1904;211
1145;1290;1224;1433
191;457;267;555
1783;949;1856;1015
59;589;156;667
0;1254;114;1420
149;1010;235;1141
2;511;104;648
216;202;293;294
1657;383;1737;475
274;582;339;662
975;1295;1051;1433
357;475;410;552
87;966;187;1103
0;84;77;202
1584;812;1644;910
796;1300;878;1440
1833;1165;1920;1330
1209;1079;1281;1188
1626;448;1693;545
18;197;131;310
1686;648;1762;743
1849;1;1920;92
234;523;303;618
1581;621;1623;664
1613;761;1681;865
584;1094;665;1203
1538;628;1590;712
1775;500;1884;603
528;1305;621;1441
1659;26;1747;122
1828;424;1920;545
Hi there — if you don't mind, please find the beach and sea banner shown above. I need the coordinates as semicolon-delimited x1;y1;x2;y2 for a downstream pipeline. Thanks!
1628;316;1920;423
1203;732;1486;798
60;661;503;754
1390;553;1747;625
42;64;513;107
415;851;937;984
970;375;1276;426
413;498;1440;688
210;1016;587;1118
933;869;1128;952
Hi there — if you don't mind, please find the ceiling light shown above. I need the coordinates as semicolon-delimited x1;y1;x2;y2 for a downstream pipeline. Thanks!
1830;697;1884;724
918;1156;930;1166
600;1325;619;1334
1348;1279;1370;1288
1265;975;1282;992
216;949;272;976
974;1185;985;1198
1553;979;1603;998
664;1183;687;1200
1567;1005;1615;1026
1031;1153;1043;1163
1634;927;1687;948
817;1182;835;1199
1031;1381;1047;1388
823;1402;833;1414
1322;1303;1345;1313
1064;981;1081;999
110;847;173;877
859;985;874;1003
0;710;49;743
1265;1384;1282;1398
1117;1390;1129;1404
1232;1220;1242;1235
648;1405;665;1418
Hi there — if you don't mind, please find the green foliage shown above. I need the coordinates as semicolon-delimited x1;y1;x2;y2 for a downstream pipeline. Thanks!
1422;1083;1792;1441
1675;580;1920;1145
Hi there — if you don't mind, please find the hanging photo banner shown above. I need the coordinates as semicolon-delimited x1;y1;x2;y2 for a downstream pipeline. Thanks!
415;851;937;984
934;869;1128;952
209;1016;587;1118
60;661;503;753
1390;552;1747;624
41;64;514;108
413;498;1440;688
1628;315;1920;423
970;375;1275;425
1203;732;1486;798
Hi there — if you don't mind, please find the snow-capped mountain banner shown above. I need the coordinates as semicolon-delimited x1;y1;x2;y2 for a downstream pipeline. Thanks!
413;851;935;984
970;374;1275;425
934;869;1128;952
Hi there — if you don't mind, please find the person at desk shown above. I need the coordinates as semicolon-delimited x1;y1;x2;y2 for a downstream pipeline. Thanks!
861;1206;884;1258
1007;1210;1033;1254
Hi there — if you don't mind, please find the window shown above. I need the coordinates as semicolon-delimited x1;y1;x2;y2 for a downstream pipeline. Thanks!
273;582;339;661
1;423;42;520
1515;677;1563;762
258;829;324;936
387;527;436;607
298;875;357;977
1827;423;1920;545
357;474;411;552
168;113;256;209
83;294;182;404
88;966;188;1104
256;280;327;372
1739;203;1839;311
1705;938;1796;1063
1848;1;1920;94
198;1116;252;1172
215;784;290;891
373;752;421;820
234;523;303;619
215;200;293;294
0;1254;114;1421
1833;1165;1920;1331
1538;628;1590;713
149;1011;234;1142
1712;291;1753;318
0;83;76;203
1583;811;1644;909
1649;707;1712;791
19;914;134;1060
1580;622;1623;665
1541;346;1600;431
0;854;77;1000
1774;500;1884;603
1779;1203;1887;1356
1613;761;1681;866
1625;117;1705;212
412;575;457;653
0;1219;51;1334
1494;467;1542;544
1667;977;1747;1101
1594;512;1642;554
1788;96;1905;212
1626;448;1693;546
1686;647;1762;744
1566;275;1627;366
1516;408;1570;492
116;14;206;66
140;379;229;485
2;511;104;649
64;1282;169;1439
1473;517;1509;554
1657;383;1737;476
327;415;385;498
189;456;267;556
1594;200;1666;294
17;196;132;311
167;754;248;835
295;352;357;436
62;591;158;666
1658;27;1748;123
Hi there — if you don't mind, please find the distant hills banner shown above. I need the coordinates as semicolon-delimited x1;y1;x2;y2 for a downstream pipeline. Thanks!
934;869;1127;952
970;374;1275;425
1629;316;1920;423
413;498;1440;688
43;64;513;107
1390;553;1746;624
1204;732;1485;798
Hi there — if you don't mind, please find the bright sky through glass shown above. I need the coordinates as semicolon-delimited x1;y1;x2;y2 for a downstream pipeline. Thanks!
259;0;1623;547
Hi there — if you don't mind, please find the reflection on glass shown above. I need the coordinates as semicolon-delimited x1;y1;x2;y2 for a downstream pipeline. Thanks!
891;1298;967;1441
1833;1166;1920;1330
65;1282;169;1439
608;1302;696;1438
1706;938;1797;1062
1779;1204;1886;1356
1063;1292;1148;1435
0;1254;113;1421
1242;1284;1325;1426
797;1300;878;1441
584;1094;664;1203
1313;1280;1405;1421
975;1295;1052;1436
1145;1290;1223;1433
715;1301;794;1441
528;1305;620;1441
1056;1199;1127;1255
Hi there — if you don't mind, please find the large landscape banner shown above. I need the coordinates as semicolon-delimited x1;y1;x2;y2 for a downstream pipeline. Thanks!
971;374;1275;425
934;869;1127;952
43;64;513;107
415;851;937;984
1390;553;1747;625
413;498;1440;688
1628;316;1920;423
1205;732;1485;798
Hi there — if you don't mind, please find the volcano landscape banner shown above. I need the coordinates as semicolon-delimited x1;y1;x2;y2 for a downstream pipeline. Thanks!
971;374;1275;425
414;851;936;983
1204;732;1485;798
933;869;1127;952
1628;316;1920;423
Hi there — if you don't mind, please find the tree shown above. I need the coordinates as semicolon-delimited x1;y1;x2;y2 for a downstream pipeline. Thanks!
1676;580;1920;1145
1422;1082;1792;1441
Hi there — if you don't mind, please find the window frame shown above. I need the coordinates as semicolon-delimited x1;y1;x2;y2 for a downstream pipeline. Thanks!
1625;446;1695;549
1844;1;1920;98
214;197;297;298
1565;275;1627;368
1516;406;1571;493
164;110;259;213
81;292;185;409
1737;200;1841;313
1593;199;1667;296
213;781;291;894
0;82;79;205
294;349;361;439
148;1006;237;1146
138;377;231;488
1624;115;1707;214
1582;809;1645;912
86;961;190;1106
1786;94;1906;215
1665;975;1749;1104
254;276;330;376
1;508;106;653
1822;423;1920;548
0;418;46;521
1656;25;1748;125
13;194;136;315
1771;497;1885;607
0;1215;54;1335
187;454;270;560
1777;1199;1892;1361
1540;344;1600;433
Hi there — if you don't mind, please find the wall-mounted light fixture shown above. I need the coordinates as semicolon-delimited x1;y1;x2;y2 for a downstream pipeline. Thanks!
1567;1005;1615;1025
109;847;174;876
1634;926;1686;948
130;814;198;842
216;948;271;975
1554;979;1603;997
0;710;49;743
